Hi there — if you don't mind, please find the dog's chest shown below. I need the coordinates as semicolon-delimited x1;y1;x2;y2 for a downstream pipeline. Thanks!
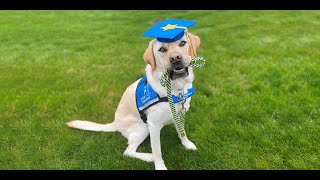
148;97;191;126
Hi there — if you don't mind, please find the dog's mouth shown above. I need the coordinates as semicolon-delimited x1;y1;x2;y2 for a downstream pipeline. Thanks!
170;67;189;80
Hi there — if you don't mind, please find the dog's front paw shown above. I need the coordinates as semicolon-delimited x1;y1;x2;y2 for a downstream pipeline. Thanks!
155;161;167;170
156;165;167;170
182;140;197;150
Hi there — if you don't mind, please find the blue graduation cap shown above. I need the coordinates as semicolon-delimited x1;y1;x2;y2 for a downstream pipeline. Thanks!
142;19;197;43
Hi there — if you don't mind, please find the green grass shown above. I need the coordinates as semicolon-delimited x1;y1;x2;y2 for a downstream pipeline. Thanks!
1;10;320;170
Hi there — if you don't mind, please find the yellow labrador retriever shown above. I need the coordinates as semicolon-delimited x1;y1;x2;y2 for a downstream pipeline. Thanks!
67;30;200;170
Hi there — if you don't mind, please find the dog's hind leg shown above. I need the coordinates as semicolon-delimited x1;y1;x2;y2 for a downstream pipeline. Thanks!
123;124;153;162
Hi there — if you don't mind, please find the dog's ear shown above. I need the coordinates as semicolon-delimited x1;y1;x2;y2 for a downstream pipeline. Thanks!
143;39;156;70
187;33;201;58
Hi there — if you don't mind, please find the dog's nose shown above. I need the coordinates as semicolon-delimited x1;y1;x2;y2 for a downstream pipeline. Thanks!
169;53;182;64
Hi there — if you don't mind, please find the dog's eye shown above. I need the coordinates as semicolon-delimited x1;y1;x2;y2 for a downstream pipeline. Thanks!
158;47;167;52
179;41;187;47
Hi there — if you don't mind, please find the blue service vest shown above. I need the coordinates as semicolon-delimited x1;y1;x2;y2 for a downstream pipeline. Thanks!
135;75;195;123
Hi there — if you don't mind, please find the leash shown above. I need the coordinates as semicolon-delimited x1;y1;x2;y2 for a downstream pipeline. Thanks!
160;57;205;138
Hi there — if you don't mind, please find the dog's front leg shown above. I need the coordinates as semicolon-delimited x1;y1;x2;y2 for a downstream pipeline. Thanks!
180;133;197;150
148;120;167;170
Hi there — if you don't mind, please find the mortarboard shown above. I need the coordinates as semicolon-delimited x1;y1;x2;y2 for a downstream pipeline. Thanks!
142;19;197;43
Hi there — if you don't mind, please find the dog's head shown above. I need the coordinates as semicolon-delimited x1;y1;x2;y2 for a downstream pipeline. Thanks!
143;33;200;80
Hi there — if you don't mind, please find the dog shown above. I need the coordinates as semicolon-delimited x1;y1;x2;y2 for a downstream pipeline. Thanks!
67;31;201;170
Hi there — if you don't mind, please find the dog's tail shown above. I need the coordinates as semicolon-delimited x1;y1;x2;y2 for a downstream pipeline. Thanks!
67;120;117;132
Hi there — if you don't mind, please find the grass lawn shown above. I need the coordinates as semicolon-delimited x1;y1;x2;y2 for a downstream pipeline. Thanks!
1;10;320;170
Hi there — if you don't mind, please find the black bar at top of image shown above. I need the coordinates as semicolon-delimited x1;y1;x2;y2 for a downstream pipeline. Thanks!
1;0;320;10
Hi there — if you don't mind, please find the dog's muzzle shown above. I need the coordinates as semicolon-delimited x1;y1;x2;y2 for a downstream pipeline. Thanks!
169;66;189;80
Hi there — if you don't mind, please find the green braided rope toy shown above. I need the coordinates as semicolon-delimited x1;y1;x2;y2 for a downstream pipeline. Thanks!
160;57;205;137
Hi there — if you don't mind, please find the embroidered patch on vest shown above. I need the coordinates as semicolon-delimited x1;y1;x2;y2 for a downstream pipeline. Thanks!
136;76;160;111
172;88;195;103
